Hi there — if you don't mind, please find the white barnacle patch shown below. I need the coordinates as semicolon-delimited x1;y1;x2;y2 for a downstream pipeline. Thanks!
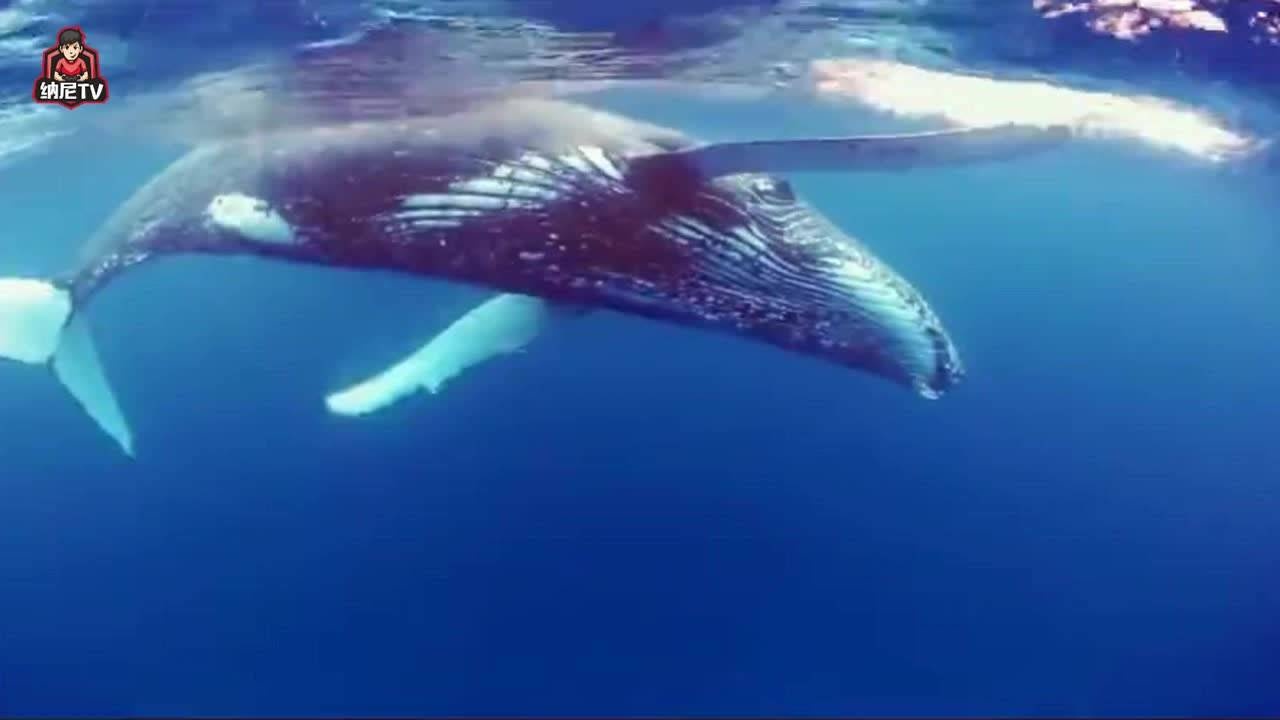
448;172;558;202
578;145;624;180
402;193;504;211
732;225;769;252
519;152;555;172
552;145;626;186
831;256;875;283
206;193;295;245
559;149;590;174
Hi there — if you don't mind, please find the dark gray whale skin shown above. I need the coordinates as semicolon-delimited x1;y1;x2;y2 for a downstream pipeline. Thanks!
59;97;963;397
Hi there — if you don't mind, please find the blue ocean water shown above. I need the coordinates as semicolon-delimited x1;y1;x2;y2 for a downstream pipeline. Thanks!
2;3;1280;717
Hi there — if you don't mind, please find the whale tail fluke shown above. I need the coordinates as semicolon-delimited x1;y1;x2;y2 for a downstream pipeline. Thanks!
0;277;134;457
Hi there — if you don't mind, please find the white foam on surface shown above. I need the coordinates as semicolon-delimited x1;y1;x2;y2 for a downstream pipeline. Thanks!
1035;0;1229;40
326;293;554;417
810;59;1260;162
0;278;71;364
206;193;296;245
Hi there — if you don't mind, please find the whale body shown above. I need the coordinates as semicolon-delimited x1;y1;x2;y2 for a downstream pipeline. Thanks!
0;97;1068;454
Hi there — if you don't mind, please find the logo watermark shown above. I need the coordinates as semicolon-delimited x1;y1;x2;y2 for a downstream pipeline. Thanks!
32;26;109;109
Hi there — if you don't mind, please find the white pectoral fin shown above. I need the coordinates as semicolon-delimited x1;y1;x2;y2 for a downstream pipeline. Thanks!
632;123;1071;178
326;293;566;418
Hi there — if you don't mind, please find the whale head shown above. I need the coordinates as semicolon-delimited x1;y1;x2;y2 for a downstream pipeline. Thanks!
608;171;965;398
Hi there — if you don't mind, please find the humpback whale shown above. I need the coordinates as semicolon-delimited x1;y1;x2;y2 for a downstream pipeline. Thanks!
0;98;1067;455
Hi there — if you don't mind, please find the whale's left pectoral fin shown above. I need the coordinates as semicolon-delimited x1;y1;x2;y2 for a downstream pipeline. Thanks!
326;293;574;418
631;123;1070;179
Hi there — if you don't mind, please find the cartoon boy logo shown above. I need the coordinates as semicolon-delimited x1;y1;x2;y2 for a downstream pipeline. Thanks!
33;27;109;109
53;28;89;81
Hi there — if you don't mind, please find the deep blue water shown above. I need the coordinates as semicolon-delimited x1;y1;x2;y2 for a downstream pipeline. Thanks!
3;5;1280;718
